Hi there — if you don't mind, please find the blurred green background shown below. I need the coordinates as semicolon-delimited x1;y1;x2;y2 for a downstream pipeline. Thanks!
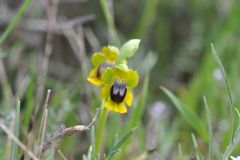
1;0;240;159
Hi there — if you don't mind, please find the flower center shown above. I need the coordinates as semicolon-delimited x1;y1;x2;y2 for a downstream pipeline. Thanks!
97;62;113;78
110;81;127;103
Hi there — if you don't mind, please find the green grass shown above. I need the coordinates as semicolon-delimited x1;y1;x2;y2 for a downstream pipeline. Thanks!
161;86;208;141
12;99;20;160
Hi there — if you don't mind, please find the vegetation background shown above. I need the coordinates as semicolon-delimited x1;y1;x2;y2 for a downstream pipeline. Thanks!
0;0;240;159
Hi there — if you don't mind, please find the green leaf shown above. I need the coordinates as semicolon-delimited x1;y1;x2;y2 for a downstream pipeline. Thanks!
160;86;208;141
107;134;118;155
105;128;135;160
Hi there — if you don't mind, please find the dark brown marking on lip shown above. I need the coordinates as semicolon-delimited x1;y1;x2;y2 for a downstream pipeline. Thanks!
110;81;127;103
97;63;113;78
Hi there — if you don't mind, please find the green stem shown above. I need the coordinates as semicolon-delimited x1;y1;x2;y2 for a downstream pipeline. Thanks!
0;0;32;46
95;102;109;153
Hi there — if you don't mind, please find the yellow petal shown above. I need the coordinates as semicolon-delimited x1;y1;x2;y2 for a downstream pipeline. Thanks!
104;99;127;113
124;89;133;106
87;77;104;86
101;68;114;84
88;67;98;77
106;67;138;88
87;68;103;86
100;85;111;99
102;46;119;61
112;67;126;79
104;99;115;111
115;103;127;113
125;70;138;88
91;52;104;67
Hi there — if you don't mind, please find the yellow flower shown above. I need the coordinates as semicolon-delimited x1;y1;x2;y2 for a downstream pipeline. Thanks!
87;46;119;86
100;67;138;113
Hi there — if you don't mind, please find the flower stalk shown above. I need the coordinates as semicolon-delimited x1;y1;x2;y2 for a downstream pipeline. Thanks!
95;101;109;153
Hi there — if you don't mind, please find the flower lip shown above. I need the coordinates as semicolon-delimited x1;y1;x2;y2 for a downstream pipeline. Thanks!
110;80;127;103
97;62;113;78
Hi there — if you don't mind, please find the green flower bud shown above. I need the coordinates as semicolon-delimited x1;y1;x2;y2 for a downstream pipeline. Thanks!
116;39;140;64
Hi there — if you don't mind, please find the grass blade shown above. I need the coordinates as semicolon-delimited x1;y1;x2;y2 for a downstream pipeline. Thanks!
99;0;120;46
37;90;51;158
191;133;203;160
222;129;240;160
160;86;208;141
127;75;149;129
0;0;32;46
132;0;160;37
57;150;67;160
12;99;20;160
211;43;235;142
222;108;240;160
203;96;213;160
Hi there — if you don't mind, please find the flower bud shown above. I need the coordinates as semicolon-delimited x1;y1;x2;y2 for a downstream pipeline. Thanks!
116;39;140;64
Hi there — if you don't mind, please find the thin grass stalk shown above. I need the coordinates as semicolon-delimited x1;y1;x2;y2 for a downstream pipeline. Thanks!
6;114;15;160
203;96;213;160
222;108;240;160
192;133;202;160
0;0;32;46
57;150;67;160
132;0;160;38
222;129;240;160
12;99;21;160
99;0;120;46
211;43;235;143
32;0;59;126
178;143;184;160
37;90;51;159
